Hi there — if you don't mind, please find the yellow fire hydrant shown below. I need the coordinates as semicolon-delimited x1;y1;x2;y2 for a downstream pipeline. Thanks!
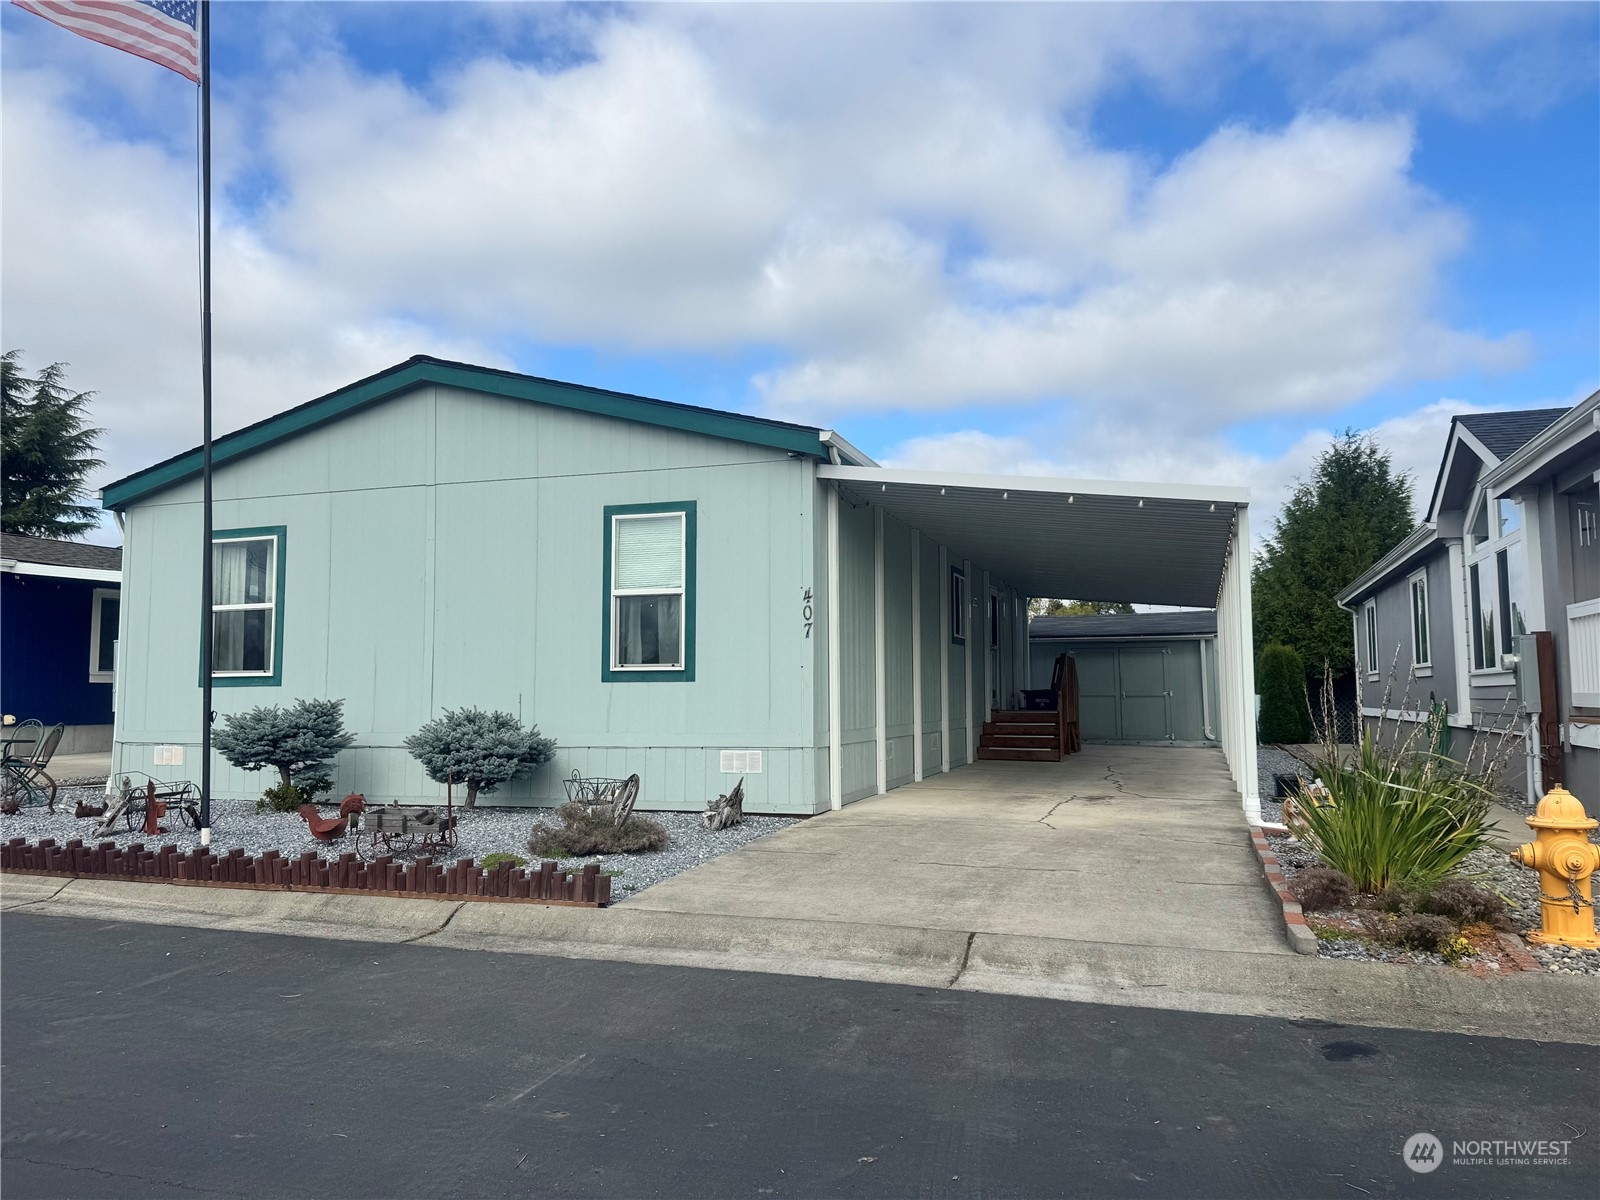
1509;785;1600;949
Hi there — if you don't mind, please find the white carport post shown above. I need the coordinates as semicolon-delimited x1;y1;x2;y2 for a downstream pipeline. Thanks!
874;507;888;796
911;534;924;783
939;546;951;774
1216;505;1260;823
827;485;843;811
964;558;976;765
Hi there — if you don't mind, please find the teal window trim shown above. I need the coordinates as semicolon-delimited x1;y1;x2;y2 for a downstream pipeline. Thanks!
949;565;967;645
202;525;287;688
601;502;696;683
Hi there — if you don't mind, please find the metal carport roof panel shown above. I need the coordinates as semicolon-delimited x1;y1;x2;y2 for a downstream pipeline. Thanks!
818;466;1245;608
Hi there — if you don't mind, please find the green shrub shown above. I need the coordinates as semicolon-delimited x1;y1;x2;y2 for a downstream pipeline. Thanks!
480;853;528;871
215;698;356;802
1287;732;1492;893
527;803;669;858
256;781;315;814
404;708;555;807
1257;643;1312;743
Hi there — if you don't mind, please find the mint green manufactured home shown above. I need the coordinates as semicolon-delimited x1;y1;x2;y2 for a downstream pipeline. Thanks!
103;357;1263;817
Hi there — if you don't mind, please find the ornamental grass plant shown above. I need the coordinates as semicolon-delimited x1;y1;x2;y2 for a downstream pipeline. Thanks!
1287;663;1515;894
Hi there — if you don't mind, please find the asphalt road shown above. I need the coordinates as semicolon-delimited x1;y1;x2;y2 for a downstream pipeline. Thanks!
2;913;1594;1200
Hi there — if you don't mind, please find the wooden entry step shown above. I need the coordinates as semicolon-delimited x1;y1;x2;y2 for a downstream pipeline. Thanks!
975;746;1062;762
976;709;1062;761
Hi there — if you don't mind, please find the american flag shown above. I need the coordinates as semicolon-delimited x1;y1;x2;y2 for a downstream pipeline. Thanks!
12;1;200;84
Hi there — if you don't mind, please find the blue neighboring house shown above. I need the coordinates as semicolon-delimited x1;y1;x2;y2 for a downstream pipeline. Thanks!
1;533;122;753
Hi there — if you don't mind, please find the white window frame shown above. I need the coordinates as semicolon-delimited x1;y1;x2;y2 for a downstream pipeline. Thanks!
88;587;118;683
1363;599;1379;678
609;510;688;673
1465;489;1523;677
1407;569;1431;673
212;535;278;678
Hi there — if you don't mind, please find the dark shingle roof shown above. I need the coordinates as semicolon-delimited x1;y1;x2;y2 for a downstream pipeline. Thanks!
0;533;122;572
1029;610;1216;640
1457;408;1569;461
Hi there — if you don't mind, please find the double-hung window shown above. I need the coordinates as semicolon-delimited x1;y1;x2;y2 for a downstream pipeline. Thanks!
603;502;696;681
1466;493;1526;673
210;527;285;685
1408;570;1431;670
949;567;967;643
1362;599;1379;677
89;588;119;683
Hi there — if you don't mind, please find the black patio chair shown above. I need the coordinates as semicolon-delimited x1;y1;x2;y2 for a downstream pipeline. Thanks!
2;721;64;811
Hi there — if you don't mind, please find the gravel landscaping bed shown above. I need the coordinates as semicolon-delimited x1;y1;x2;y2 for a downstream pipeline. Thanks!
1266;829;1600;975
1255;744;1315;824
0;786;799;903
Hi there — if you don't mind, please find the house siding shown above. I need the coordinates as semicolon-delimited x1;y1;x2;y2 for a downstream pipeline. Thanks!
0;573;116;727
1347;413;1600;802
112;383;820;813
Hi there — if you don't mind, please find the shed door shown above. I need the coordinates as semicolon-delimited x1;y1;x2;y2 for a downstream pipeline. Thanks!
1074;649;1121;741
1118;648;1171;741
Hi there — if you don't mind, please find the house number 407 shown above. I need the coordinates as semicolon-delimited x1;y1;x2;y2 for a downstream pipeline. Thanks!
802;587;814;638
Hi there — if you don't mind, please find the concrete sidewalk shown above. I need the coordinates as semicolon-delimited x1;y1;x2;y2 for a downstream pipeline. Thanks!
6;743;1597;1044
5;872;1597;1044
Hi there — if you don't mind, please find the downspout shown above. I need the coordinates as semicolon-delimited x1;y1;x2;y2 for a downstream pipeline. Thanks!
1199;636;1215;741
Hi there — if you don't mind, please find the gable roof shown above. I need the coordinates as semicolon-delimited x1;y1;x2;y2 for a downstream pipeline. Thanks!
1455;408;1569;460
1480;391;1600;496
1427;405;1573;522
1354;404;1576;603
1029;610;1217;640
103;356;862;510
0;533;122;575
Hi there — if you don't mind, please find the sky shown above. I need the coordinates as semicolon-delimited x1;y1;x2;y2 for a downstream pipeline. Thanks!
3;1;1596;548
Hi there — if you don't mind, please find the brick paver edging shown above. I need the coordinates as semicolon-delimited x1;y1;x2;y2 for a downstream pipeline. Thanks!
1248;826;1319;955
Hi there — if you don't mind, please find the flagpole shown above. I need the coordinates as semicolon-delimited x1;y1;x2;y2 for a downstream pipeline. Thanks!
198;0;214;845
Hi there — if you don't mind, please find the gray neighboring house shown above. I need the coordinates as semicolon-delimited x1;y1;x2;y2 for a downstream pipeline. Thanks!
1337;393;1600;800
1028;611;1220;745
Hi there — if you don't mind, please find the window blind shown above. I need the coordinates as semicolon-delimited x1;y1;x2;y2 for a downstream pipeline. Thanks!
614;514;684;591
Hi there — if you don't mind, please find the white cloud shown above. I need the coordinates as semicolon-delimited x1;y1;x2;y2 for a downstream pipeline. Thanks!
0;62;500;498
881;396;1513;547
1;0;1581;537
755;113;1529;423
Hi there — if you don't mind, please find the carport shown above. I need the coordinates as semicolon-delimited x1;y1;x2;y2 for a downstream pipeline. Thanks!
819;465;1260;822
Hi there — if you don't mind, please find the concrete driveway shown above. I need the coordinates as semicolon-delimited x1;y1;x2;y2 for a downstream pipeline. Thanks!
626;744;1292;955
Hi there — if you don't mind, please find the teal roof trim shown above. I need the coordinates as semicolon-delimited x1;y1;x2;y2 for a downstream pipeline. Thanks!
102;356;830;510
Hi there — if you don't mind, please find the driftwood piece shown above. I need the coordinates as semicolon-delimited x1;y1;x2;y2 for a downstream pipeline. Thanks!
703;777;746;831
606;774;640;828
94;778;137;839
74;799;108;819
